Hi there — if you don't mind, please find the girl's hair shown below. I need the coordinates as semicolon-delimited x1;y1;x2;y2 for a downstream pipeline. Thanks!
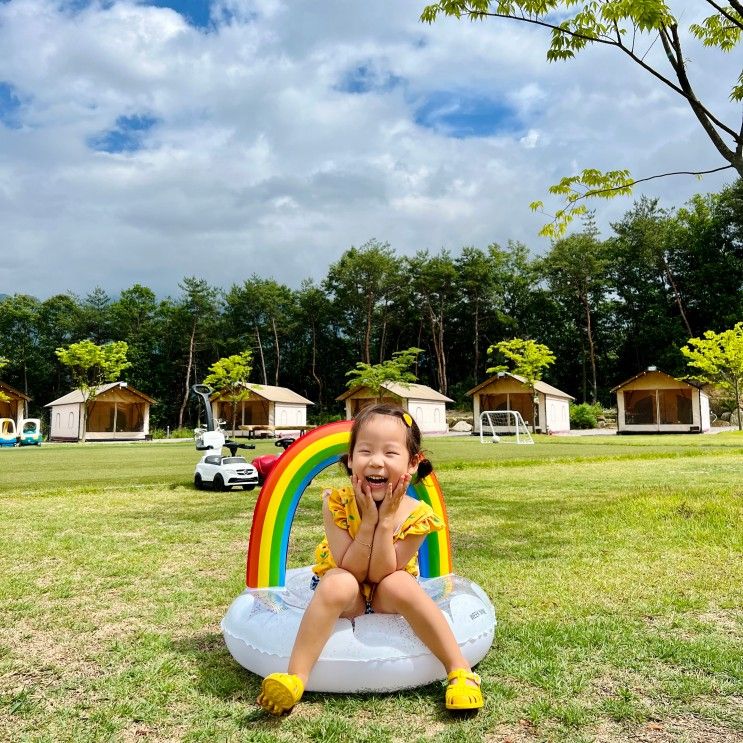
340;403;434;481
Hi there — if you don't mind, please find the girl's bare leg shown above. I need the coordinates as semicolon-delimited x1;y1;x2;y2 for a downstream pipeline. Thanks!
287;568;365;683
372;571;471;674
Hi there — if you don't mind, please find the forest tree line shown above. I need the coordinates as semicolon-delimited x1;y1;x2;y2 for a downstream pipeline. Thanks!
1;181;742;428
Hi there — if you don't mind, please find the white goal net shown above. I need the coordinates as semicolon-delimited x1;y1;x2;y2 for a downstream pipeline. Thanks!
479;410;534;445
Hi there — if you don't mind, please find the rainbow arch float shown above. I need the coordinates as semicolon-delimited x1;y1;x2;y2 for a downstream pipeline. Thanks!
222;419;496;693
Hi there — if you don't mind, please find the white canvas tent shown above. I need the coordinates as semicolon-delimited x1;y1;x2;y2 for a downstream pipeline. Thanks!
612;368;710;434
336;383;452;435
45;382;155;441
210;383;313;437
467;372;573;434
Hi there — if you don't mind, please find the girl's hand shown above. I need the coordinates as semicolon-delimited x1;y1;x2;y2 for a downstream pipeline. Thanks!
378;473;410;525
352;475;378;527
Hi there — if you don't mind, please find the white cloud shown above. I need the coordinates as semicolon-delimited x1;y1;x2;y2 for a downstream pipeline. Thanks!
0;0;738;298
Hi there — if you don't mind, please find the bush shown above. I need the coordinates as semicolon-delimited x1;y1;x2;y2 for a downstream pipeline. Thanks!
150;427;194;439
308;411;343;426
570;403;602;429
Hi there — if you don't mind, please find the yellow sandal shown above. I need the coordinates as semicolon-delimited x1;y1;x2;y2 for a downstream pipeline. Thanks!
257;672;304;715
445;669;483;710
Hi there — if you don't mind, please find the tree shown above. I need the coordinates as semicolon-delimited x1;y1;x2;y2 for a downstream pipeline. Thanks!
77;287;113;344
681;322;743;430
110;284;159;393
603;198;692;379
0;356;9;403
203;350;254;437
324;240;402;365
454;246;502;384
421;1;743;236
664;183;743;334
493;241;547;339
294;280;335;410
36;294;84;405
224;277;295;387
55;340;131;442
540;224;606;403
487;338;556;431
407;250;458;395
174;277;222;429
345;347;424;402
0;294;40;397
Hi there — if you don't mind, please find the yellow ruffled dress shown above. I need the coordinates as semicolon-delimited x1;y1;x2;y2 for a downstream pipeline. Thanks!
312;486;445;601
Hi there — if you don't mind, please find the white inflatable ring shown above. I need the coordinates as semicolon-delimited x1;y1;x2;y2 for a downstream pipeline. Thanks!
222;420;496;692
222;565;495;693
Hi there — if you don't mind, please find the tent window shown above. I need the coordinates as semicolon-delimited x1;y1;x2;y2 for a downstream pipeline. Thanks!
481;393;508;411
481;393;534;427
624;391;656;424
127;403;145;432
87;403;113;432
227;399;269;425
659;389;693;424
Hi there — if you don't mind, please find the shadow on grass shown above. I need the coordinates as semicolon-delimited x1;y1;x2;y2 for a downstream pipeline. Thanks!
170;630;472;732
170;631;260;700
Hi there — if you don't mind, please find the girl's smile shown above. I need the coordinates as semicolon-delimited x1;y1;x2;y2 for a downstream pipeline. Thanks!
364;474;388;491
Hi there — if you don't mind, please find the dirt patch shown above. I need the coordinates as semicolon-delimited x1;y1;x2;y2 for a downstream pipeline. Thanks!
643;608;743;642
119;723;188;742
696;609;743;639
481;718;541;742
607;717;742;742
0;619;105;681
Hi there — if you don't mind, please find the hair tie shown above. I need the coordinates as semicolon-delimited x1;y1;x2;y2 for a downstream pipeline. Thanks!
402;413;413;427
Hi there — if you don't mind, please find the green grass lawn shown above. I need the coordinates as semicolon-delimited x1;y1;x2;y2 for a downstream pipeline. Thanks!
1;433;742;742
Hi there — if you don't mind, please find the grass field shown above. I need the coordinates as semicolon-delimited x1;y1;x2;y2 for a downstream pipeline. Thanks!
1;433;742;742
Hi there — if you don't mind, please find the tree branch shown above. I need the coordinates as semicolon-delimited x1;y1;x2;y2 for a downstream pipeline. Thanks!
704;0;743;29
574;166;733;199
472;9;740;141
667;23;739;161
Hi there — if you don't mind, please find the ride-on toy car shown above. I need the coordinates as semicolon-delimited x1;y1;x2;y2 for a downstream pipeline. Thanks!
18;418;42;446
251;437;295;484
194;454;259;491
0;418;17;448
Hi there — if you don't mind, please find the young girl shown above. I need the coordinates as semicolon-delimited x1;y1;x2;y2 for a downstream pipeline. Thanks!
257;403;483;714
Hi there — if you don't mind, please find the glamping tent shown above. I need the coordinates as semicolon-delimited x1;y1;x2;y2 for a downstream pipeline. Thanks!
45;382;155;441
0;381;30;429
210;383;313;437
612;367;710;434
467;372;573;434
337;383;452;435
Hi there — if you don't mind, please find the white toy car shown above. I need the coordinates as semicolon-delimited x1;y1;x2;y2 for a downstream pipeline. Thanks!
194;454;259;491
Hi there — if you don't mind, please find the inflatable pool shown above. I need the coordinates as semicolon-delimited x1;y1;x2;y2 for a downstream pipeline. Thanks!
221;420;496;692
222;566;495;692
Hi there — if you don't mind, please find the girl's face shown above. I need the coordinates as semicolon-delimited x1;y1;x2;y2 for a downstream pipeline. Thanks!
348;414;418;502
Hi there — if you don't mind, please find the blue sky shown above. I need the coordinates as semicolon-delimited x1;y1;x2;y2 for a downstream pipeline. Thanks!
147;0;212;28
0;0;737;297
89;114;159;152
0;82;22;128
413;92;521;138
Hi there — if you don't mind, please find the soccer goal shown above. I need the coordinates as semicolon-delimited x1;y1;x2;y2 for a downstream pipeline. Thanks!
479;410;534;445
